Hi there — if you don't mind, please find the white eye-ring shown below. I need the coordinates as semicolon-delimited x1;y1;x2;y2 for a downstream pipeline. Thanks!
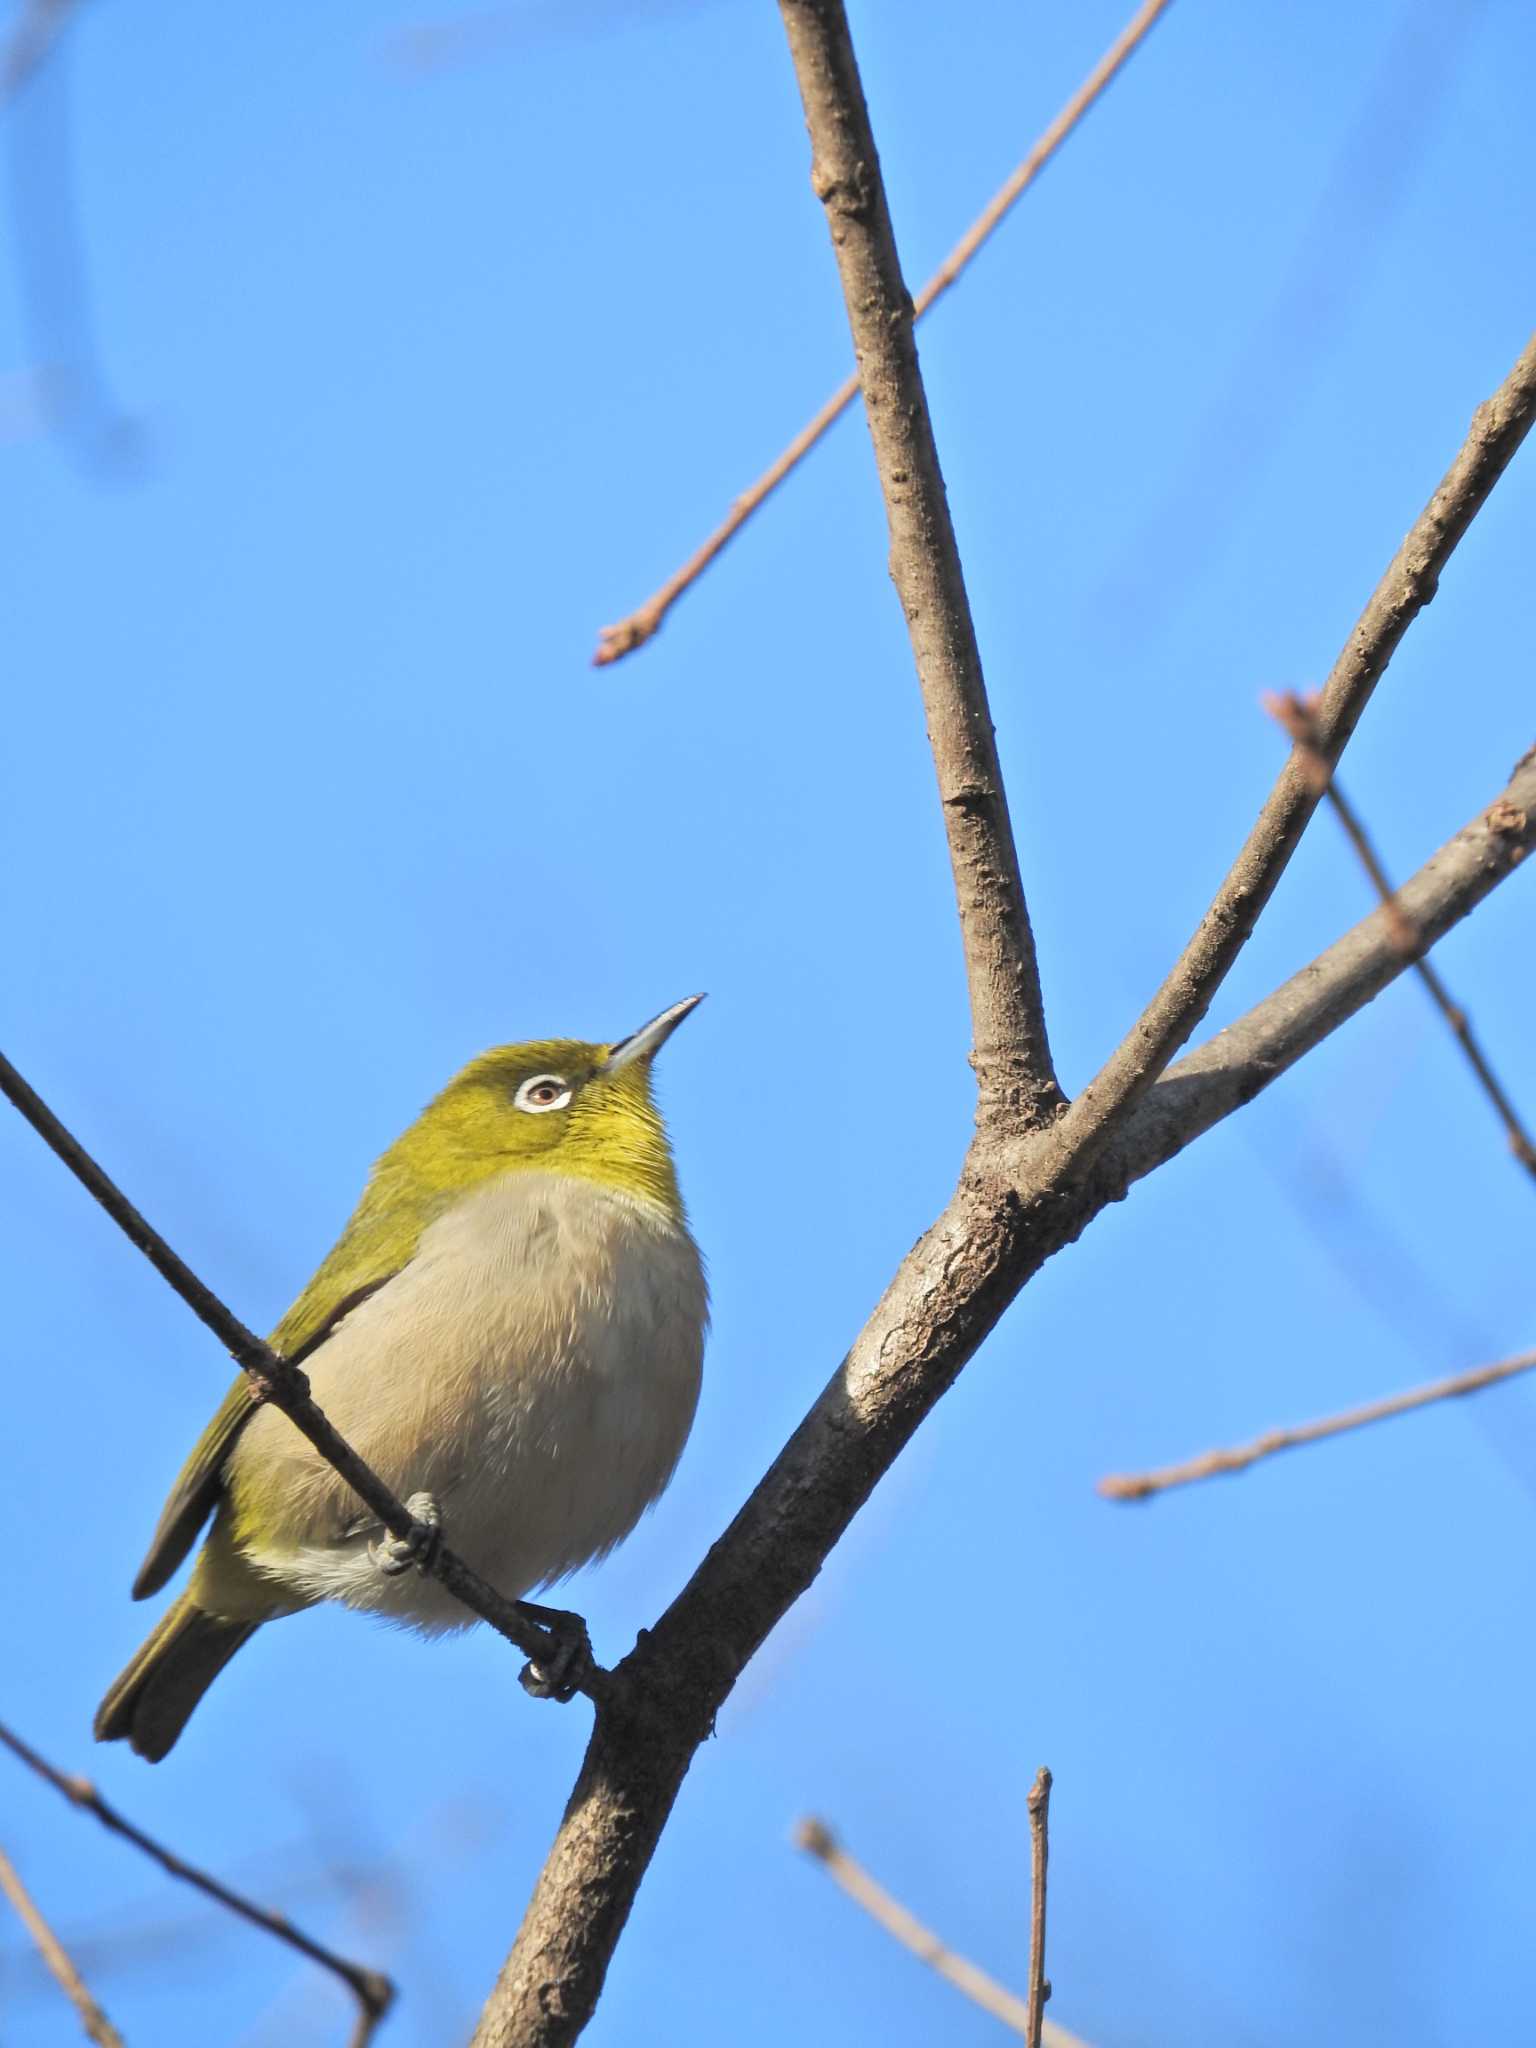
514;1073;573;1115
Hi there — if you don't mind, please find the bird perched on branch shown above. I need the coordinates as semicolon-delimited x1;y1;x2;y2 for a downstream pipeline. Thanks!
96;996;708;1761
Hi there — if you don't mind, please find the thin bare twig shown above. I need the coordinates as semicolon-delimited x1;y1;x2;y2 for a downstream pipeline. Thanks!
1050;330;1536;1169
1095;743;1536;1200
0;1053;597;1694
1025;1768;1052;2048
0;1719;394;2045
793;1816;1090;2048
1099;1347;1536;1502
0;1838;125;2047
592;0;1175;667
1265;688;1536;1181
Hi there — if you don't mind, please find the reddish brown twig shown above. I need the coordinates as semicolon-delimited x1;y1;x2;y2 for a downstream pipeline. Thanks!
1265;689;1536;1182
592;0;1175;666
0;1719;394;2045
1025;1768;1052;2048
793;1816;1090;2047
0;1838;125;2047
1099;1347;1536;1502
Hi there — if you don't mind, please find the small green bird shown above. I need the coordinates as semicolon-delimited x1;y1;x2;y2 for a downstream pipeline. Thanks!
96;997;708;1762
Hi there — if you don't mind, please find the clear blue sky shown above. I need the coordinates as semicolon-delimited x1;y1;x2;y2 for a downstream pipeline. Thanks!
4;2;1535;2043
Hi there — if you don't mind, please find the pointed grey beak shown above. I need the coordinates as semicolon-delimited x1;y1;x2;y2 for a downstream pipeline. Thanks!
601;994;705;1074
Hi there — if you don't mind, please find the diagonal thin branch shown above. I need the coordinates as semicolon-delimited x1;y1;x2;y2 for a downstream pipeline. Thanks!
1052;330;1536;1167
0;1719;394;2046
1025;1768;1052;2048
0;1055;597;1694
1098;1347;1536;1502
1100;743;1536;1198
0;1838;125;2048
592;0;1174;668
772;0;1061;1130
1265;688;1536;1182
793;1816;1090;2048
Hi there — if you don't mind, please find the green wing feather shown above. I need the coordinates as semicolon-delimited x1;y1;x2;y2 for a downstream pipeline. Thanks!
129;1162;434;1601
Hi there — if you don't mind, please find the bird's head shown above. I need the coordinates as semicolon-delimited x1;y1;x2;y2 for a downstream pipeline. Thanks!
383;994;704;1219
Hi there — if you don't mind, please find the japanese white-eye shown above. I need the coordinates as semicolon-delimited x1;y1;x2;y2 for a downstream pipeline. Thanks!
96;996;708;1761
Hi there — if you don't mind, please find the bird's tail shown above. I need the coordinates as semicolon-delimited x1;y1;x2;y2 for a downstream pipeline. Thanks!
94;1594;259;1762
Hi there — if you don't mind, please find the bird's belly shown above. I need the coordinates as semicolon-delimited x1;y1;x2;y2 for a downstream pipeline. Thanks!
227;1174;707;1631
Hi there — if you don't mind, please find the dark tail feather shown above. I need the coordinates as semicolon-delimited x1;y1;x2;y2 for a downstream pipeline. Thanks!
95;1595;259;1762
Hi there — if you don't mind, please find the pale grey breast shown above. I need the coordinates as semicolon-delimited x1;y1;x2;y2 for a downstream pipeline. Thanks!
235;1171;707;1629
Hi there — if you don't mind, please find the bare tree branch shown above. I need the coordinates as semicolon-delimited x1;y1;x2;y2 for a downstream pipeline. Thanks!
1265;688;1536;1181
1050;330;1536;1166
1099;1347;1536;1502
0;1719;394;2046
774;0;1061;1130
0;1055;597;1693
592;0;1175;668
0;1837;124;2048
792;1815;1091;2048
1025;1768;1052;2048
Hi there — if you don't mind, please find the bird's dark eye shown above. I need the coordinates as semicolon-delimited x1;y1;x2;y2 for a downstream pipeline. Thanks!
514;1074;572;1114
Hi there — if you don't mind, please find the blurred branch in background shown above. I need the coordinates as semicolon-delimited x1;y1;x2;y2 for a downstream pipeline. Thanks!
794;1811;1090;2048
1094;0;1487;644
0;1837;125;2048
0;1719;395;2046
0;0;80;97
1265;687;1536;1181
384;0;718;74
591;0;1176;665
3;0;144;473
1098;1347;1536;1502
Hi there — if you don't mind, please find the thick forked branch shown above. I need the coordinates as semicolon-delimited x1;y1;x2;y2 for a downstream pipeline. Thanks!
1055;330;1536;1161
1098;1347;1536;1502
0;1840;124;2048
472;741;1534;2048
776;0;1059;1130
0;1719;393;2044
592;0;1175;667
0;1055;592;1690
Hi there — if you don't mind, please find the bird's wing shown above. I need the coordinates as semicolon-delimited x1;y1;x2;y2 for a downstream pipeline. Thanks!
129;1266;399;1601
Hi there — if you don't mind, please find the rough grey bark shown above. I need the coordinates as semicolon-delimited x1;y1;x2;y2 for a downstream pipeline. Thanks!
778;0;1062;1133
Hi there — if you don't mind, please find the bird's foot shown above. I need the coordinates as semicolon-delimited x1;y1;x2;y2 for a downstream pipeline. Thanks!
516;1600;593;1703
369;1491;442;1578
